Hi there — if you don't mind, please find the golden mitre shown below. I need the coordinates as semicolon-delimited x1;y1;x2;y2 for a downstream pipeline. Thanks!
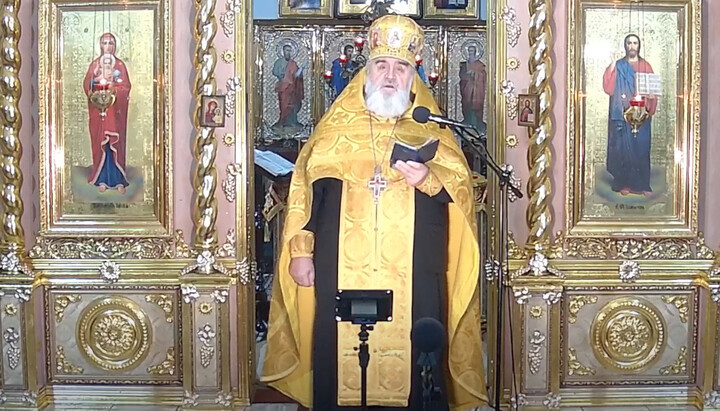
367;15;424;66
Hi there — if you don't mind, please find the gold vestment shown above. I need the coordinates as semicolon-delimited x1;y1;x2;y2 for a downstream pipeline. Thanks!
261;69;488;410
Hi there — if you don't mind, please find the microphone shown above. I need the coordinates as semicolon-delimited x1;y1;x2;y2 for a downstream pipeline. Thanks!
412;106;473;130
411;318;445;411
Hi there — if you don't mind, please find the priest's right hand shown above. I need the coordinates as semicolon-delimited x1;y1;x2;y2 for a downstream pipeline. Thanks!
289;257;315;287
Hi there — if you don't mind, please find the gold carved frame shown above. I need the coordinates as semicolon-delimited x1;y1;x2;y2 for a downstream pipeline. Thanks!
565;0;701;239
38;0;172;239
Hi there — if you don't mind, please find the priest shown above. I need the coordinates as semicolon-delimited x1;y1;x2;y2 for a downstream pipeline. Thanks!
261;15;487;411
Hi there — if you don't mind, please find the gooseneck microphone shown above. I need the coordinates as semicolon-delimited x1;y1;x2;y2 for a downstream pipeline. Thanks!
412;106;473;130
411;317;446;411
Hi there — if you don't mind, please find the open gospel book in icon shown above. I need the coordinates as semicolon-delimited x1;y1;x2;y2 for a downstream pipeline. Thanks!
389;138;440;166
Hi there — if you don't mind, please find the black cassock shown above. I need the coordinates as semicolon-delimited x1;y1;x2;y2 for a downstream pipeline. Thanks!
305;177;452;411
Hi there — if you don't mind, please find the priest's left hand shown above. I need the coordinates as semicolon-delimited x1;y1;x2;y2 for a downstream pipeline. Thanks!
394;161;430;187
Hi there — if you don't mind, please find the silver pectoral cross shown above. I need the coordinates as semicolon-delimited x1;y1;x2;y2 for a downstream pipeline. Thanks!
367;168;388;203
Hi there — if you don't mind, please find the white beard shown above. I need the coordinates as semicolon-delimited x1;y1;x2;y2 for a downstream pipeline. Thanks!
364;77;412;118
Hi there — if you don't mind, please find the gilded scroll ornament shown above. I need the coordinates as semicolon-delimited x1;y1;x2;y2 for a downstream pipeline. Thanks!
500;80;518;119
591;298;665;372
542;290;562;305
513;252;564;278
565;237;708;260
199;302;214;315
21;392;37;406
543;393;561;409
514;288;531;305
174;230;196;258
567;348;595;376
696;232;715;259
54;295;82;322
4;303;17;316
659;346;686;376
56;345;84;374
219;0;241;37
99;261;121;283
184;391;199;407
198;324;216;368
529;305;544;319
3;327;20;369
182;284;200;304
211;289;229;304
501;7;521;47
145;295;174;323
147;347;176;375
661;295;689;323
77;297;151;371
237;257;257;286
224;76;241;117
193;0;220;252
619;260;640;283
525;0;554;255
222;163;242;202
216;228;236;258
30;236;174;259
0;245;32;276
528;330;546;374
215;392;232;407
182;250;231;276
568;295;597;324
0;0;24;251
508;231;528;260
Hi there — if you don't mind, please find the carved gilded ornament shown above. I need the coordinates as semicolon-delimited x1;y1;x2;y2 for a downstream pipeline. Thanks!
568;295;598;324
56;345;84;374
184;391;199;407
54;294;82;322
507;57;520;71
565;237;710;260
22;392;37;406
500;164;522;203
147;347;175;375
661;295;689;323
529;306;544;319
174;229;196;258
484;259;500;282
528;330;546;374
505;134;518;148
3;303;17;316
711;251;720;277
198;324;217;368
567;348;595;376
30;236;174;259
514;287;531;305
237;257;257;286
659;346;686;376
181;285;200;304
77;297;151;371
219;0;241;37
501;7;521;47
222;163;242;202
224;76;242;117
14;288;31;303
500;80;518;119
211;289;229;304
510;393;527;408
0;390;5;404
705;391;720;407
508;232;529;260
145;294;174;323
221;50;235;63
4;327;20;369
543;393;561;409
99;261;121;283
0;245;32;276
712;286;720;304
182;251;231;276
199;302;214;315
542;290;562;305
222;133;235;146
216;392;233;407
216;228;236;258
591;298;665;372
618;260;640;283
513;252;564;278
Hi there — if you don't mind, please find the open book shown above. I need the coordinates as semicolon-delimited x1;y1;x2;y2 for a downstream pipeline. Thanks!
636;73;662;96
389;139;440;165
254;149;294;177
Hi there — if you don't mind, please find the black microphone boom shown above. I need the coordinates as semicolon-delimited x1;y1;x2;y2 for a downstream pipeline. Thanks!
412;107;473;130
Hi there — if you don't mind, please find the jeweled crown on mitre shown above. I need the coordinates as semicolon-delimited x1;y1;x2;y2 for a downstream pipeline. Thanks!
367;15;424;66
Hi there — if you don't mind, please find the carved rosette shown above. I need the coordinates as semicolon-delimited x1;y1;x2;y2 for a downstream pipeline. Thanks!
568;295;598;324
619;260;640;283
513;252;564;278
99;261;121;283
182;250;231;275
77;297;151;371
591;298;665;372
567;347;595;376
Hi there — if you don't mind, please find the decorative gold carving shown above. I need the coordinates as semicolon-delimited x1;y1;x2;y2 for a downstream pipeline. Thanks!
543;393;561;409
56;345;84;374
211;289;229;303
77;297;151;371
508;231;528;259
548;231;565;259
500;80;518;119
696;232;715;259
219;0;241;37
54;295;82;322
565;237;710;260
193;0;220;252
184;390;199;407
506;134;518;148
3;327;20;369
501;7;521;47
216;392;232;407
222;163;242;202
198;324;216;368
21;391;37;406
528;330;546;374
216;228;236;258
529;306;544;319
3;303;17;316
14;287;30;303
222;133;235;146
619;260;640;283
661;295;689;323
182;284;200;304
591;298;665;372
0;0;24;250
568;295;597;324
224;76;241;117
145;295;174;323
0;245;32;276
711;250;720;277
659;346;687;376
199;302;214;315
221;49;235;63
525;0;553;254
513;252;564;278
514;287;531;305
147;347;176;375
174;229;196;258
542;290;562;305
567;347;595;376
237;257;257;286
507;57;520;71
29;236;174;259
99;260;121;283
705;391;720;407
182;250;231;275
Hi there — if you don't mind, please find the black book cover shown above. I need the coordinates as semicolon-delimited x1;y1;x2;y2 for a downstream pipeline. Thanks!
389;139;439;165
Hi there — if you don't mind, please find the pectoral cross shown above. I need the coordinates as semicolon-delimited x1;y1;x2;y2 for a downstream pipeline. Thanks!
368;169;388;203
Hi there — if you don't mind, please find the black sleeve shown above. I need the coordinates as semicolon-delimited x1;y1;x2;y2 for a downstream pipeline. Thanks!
431;188;453;204
301;179;325;234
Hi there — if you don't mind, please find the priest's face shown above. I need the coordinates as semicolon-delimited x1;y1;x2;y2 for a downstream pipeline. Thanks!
364;57;415;118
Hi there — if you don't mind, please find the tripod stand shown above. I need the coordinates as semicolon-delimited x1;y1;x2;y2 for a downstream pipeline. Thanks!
355;323;373;410
447;124;522;411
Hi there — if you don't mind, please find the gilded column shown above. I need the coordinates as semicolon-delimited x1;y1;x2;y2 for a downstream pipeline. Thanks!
0;0;24;252
192;0;219;252
525;0;553;253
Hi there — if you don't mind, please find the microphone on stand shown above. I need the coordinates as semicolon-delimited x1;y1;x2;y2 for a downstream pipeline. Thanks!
411;317;446;411
412;106;474;130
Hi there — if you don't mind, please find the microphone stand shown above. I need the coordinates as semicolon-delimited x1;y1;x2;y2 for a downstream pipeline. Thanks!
447;124;522;411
